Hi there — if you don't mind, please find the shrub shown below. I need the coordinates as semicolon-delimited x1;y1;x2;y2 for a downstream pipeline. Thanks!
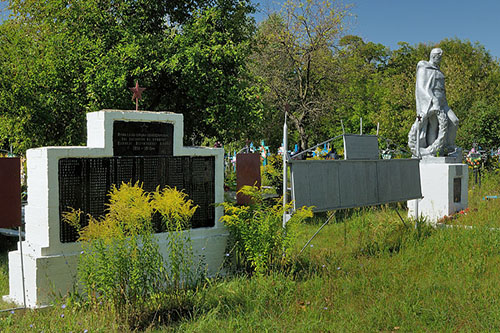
220;185;313;275
261;155;284;195
63;182;198;326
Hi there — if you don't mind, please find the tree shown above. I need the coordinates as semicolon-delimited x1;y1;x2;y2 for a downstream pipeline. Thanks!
250;0;350;150
371;42;425;147
459;99;500;149
320;35;389;138
0;0;263;153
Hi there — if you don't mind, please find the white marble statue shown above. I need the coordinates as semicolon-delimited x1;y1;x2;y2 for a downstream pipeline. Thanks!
408;48;459;157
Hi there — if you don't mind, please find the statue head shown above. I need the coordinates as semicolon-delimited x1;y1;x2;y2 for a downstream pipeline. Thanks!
429;48;443;67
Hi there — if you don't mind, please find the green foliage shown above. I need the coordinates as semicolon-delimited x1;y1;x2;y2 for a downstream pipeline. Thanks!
321;35;390;138
349;209;434;256
6;174;500;330
220;185;313;275
0;0;263;153
458;99;500;149
254;31;500;153
251;0;351;150
261;154;283;195
63;182;198;327
224;167;237;192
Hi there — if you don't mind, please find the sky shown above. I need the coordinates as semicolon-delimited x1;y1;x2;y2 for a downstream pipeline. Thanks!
253;0;500;60
0;2;7;22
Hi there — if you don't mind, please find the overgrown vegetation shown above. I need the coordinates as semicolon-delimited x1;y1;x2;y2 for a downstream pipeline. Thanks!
261;154;283;195
62;182;200;329
4;173;500;331
4;174;498;331
221;185;313;275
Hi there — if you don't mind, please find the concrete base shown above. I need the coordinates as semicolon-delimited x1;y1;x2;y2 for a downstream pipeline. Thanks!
3;244;79;307
408;161;468;223
5;230;228;308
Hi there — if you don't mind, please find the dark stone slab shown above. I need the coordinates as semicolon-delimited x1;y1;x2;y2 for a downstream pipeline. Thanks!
236;153;261;205
453;177;461;203
59;156;215;243
113;121;173;156
0;158;21;228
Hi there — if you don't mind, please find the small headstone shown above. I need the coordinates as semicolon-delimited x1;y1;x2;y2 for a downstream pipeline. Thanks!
343;134;379;160
0;158;21;228
236;153;261;205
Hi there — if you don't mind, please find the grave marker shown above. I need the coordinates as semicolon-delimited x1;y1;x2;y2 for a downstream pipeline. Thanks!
0;158;21;228
236;153;261;205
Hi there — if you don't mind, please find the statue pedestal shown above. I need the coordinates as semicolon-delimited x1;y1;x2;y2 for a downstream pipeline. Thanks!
408;158;468;224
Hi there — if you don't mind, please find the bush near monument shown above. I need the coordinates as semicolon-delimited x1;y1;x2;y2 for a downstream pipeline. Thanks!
62;182;199;328
221;186;313;275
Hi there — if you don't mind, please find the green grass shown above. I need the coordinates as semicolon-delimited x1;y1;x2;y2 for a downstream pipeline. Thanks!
0;237;17;311
3;170;500;331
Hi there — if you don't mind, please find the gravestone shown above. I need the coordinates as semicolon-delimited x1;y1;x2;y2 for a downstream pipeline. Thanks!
342;134;379;160
0;158;21;228
236;153;261;205
4;110;227;307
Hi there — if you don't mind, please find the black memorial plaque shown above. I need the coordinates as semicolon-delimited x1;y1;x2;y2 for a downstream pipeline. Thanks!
113;121;174;156
453;177;461;203
59;156;215;243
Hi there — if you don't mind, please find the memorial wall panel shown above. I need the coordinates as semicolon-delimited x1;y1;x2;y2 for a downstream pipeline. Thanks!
113;121;174;156
59;156;215;243
290;159;422;213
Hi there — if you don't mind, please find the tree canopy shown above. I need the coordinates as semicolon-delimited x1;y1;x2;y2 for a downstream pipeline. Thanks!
249;0;350;150
1;0;500;154
252;20;500;152
0;0;263;152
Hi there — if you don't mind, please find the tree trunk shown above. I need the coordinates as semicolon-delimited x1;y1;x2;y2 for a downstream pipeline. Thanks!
297;123;309;151
289;113;309;151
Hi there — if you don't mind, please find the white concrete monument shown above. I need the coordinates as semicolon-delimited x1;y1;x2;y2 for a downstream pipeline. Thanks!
407;48;468;223
4;110;227;307
408;156;468;223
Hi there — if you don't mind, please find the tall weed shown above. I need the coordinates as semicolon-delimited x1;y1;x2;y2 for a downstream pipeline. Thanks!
63;182;198;328
220;185;313;275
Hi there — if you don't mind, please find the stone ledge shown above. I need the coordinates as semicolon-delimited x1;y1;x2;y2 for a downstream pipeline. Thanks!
420;155;462;164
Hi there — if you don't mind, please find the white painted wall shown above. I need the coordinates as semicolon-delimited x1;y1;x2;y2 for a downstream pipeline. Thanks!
408;159;468;223
4;110;227;307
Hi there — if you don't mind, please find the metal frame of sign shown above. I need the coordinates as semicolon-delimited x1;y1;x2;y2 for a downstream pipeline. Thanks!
281;113;423;229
